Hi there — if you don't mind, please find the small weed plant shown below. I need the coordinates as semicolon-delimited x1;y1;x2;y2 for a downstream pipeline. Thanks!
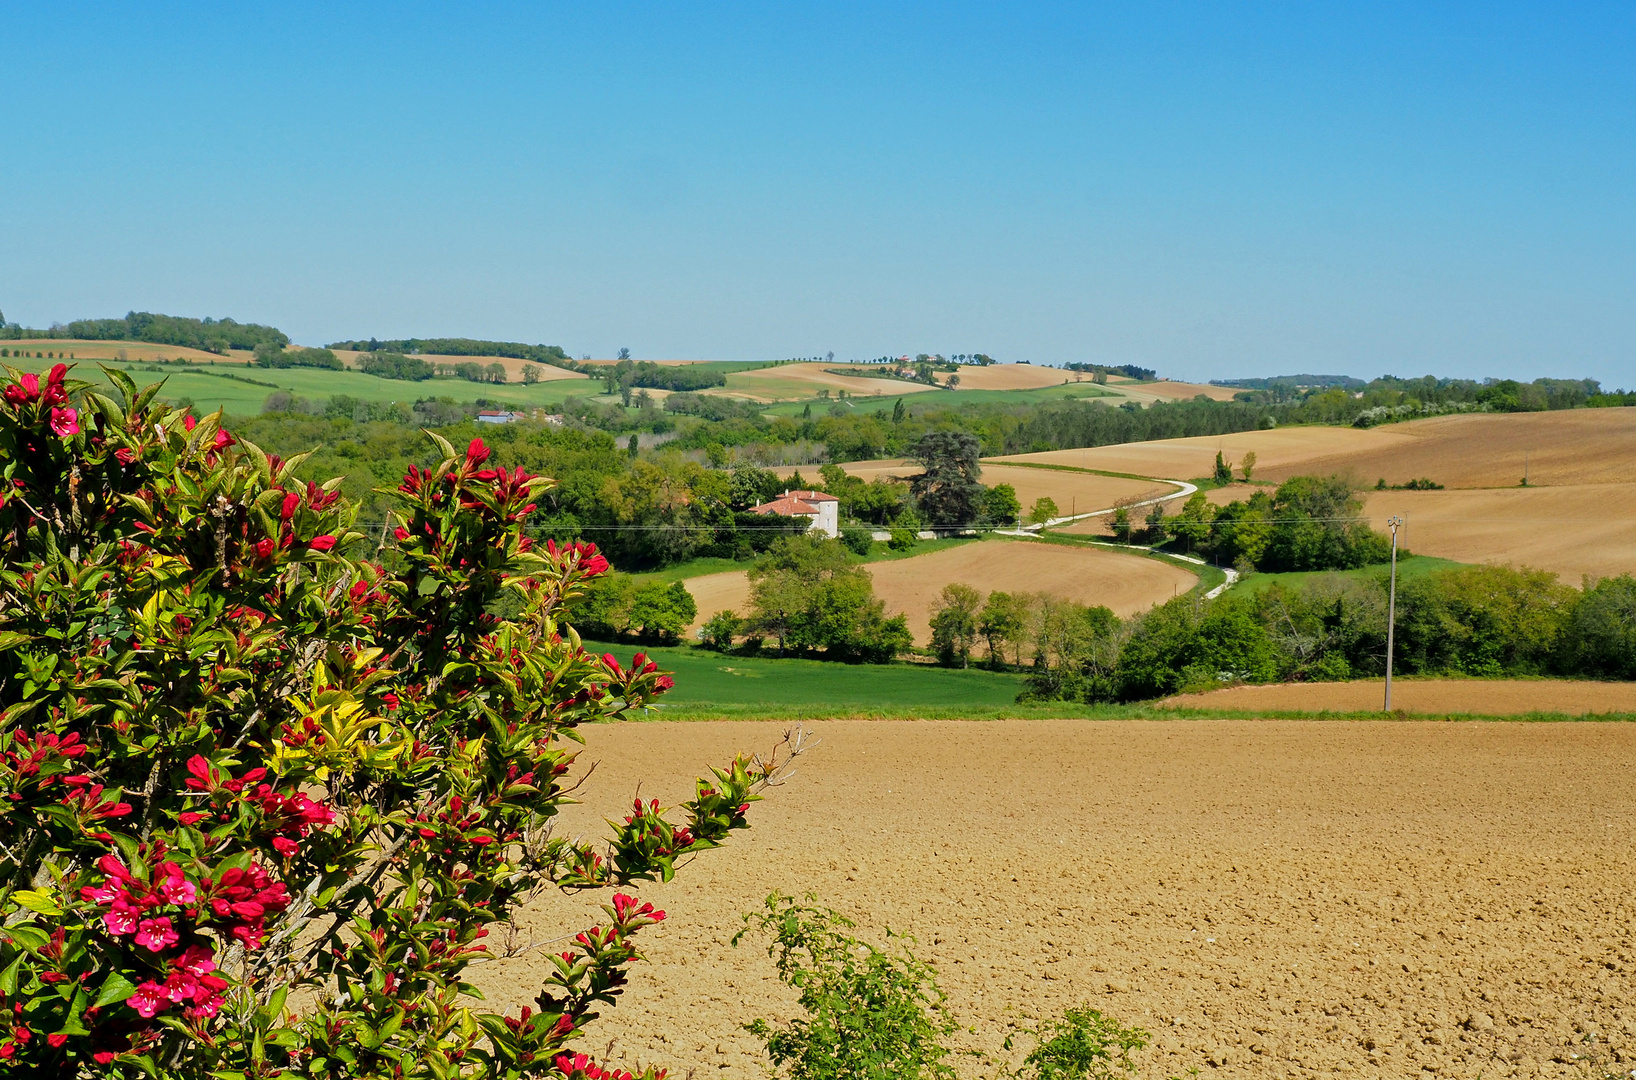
1002;1005;1149;1080
734;894;957;1080
736;894;1173;1080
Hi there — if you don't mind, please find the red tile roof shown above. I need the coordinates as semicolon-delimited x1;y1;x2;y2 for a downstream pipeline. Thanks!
749;490;837;517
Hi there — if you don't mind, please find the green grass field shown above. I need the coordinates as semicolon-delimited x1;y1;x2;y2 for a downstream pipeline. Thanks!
585;639;1037;717
7;355;602;418
1228;554;1466;595
584;640;1636;722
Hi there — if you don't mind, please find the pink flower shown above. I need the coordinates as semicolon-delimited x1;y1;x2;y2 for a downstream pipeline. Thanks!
308;535;336;552
183;414;197;431
177;944;216;976
134;916;179;952
103;905;139;936
128;981;168;1019
156;867;196;905
49;407;78;437
655;675;675;692
4;373;40;406
254;538;275;560
271;836;298;857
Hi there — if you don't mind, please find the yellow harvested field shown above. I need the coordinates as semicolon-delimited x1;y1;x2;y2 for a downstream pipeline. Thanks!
719;363;936;402
685;539;1195;642
993;425;1411;481
487;718;1636;1079
774;458;916;486
1255;408;1636;488
1162;678;1636;715
1361;483;1636;582
943;364;1081;390
2;338;255;364
331;350;591;382
1126;379;1241;402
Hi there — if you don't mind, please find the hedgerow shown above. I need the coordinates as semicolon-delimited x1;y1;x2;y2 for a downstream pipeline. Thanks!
0;362;803;1078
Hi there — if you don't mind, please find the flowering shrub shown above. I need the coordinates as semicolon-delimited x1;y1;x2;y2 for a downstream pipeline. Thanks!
0;364;803;1078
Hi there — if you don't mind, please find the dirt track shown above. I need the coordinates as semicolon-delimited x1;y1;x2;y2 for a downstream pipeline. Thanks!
1162;678;1636;715
683;540;1197;642
474;719;1636;1079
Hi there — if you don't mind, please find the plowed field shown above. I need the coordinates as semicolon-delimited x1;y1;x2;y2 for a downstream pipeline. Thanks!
992;426;1411;482
331;350;591;382
1256;409;1636;488
1161;678;1636;715
475;719;1636;1080
5;338;255;364
720;364;938;401
683;539;1196;642
1361;484;1636;582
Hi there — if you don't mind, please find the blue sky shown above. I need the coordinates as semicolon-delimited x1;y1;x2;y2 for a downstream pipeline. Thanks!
3;2;1633;384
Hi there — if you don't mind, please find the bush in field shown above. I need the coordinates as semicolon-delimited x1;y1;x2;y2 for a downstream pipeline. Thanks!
745;536;911;662
1003;1005;1150;1080
928;584;981;668
1394;564;1576;677
839;523;875;556
734;894;957;1080
699;611;744;651
0;362;800;1078
1556;574;1636;679
1028;497;1059;526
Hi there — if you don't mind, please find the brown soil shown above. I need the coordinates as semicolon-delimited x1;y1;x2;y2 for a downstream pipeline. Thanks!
994;409;1636;491
5;339;256;364
473;718;1636;1079
722;364;940;401
1127;379;1243;402
992;426;1413;482
1255;409;1636;489
944;364;1084;391
1361;484;1636;583
1161;678;1636;715
683;539;1196;642
330;350;592;382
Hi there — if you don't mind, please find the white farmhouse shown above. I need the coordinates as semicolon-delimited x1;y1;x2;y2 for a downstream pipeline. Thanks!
749;489;840;538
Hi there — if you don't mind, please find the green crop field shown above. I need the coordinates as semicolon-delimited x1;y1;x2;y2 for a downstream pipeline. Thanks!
584;639;1039;718
5;354;602;418
1227;554;1467;596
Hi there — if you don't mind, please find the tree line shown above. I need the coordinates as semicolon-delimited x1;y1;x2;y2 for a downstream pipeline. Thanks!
1;310;289;353
919;564;1636;700
326;336;574;369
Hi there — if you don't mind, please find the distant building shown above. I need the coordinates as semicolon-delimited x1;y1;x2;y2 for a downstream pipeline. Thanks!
475;410;525;425
749;489;840;538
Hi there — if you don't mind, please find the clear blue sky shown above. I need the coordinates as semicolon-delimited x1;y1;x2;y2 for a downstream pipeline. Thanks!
4;2;1633;384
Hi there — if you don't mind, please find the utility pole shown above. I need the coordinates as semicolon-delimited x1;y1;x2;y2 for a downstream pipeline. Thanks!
1385;516;1403;711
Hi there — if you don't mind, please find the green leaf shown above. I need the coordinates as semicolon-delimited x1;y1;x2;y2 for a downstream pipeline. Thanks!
0;953;23;996
10;889;62;916
94;970;138;1008
2;925;50;951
